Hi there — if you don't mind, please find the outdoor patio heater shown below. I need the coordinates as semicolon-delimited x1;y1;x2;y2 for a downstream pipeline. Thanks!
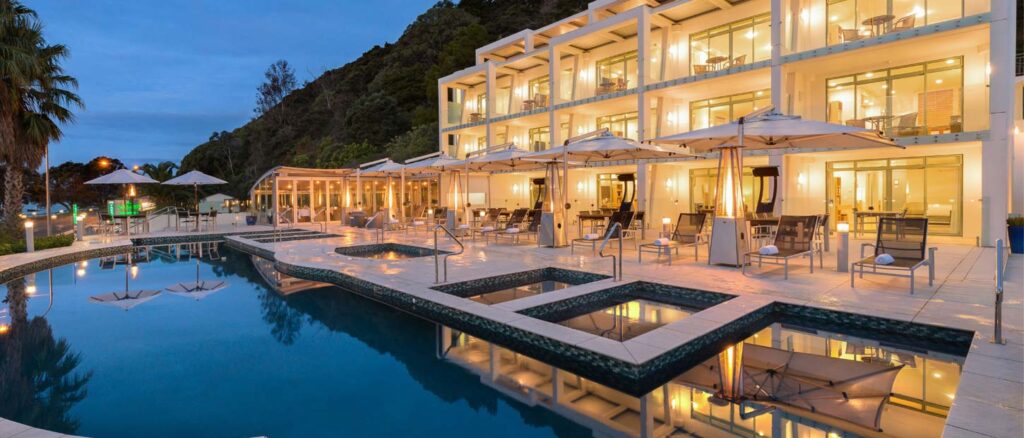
708;141;747;266
539;162;567;247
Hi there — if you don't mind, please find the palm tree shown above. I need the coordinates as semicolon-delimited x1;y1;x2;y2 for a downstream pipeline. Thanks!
141;161;183;207
0;0;82;231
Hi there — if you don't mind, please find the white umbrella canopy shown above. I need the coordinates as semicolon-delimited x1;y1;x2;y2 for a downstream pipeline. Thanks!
359;159;405;175
162;170;228;230
84;168;159;185
524;131;695;163
165;259;229;300
453;144;545;172
654;111;901;153
162;170;228;186
403;154;463;175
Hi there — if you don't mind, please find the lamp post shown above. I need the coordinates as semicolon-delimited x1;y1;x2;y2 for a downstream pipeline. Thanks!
836;221;850;272
44;145;51;236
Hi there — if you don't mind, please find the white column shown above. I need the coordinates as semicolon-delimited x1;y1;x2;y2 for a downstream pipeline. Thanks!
637;7;650;141
549;45;562;146
271;175;279;227
438;82;446;154
638;160;649;214
485;61;497;148
770;0;783;110
981;0;1015;246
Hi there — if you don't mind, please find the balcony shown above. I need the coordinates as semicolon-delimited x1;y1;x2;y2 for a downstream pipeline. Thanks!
784;0;990;54
826;57;965;138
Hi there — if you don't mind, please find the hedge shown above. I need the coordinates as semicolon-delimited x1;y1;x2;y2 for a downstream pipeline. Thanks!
0;234;76;256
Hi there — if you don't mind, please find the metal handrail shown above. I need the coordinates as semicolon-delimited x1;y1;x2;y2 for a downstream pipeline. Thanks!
599;222;623;281
365;211;385;243
140;206;179;231
434;224;464;284
992;238;1009;344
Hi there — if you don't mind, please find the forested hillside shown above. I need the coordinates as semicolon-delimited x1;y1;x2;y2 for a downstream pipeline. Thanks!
180;0;588;197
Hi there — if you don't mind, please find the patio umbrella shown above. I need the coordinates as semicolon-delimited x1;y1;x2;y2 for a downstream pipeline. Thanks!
654;110;900;153
165;259;228;300
452;144;545;225
85;169;159;236
162;170;228;229
404;153;463;218
89;258;160;310
676;343;903;432
523;130;693;163
365;160;405;223
653;108;900;266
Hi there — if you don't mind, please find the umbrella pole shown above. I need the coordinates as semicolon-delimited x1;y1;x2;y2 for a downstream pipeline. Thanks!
194;183;199;232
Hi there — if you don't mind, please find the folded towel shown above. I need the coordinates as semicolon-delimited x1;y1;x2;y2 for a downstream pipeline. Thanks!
389;219;399;224
654;238;671;246
583;233;600;240
413;220;425;226
480;226;495;232
457;224;470;229
506;227;520;233
759;245;779;255
875;253;895;265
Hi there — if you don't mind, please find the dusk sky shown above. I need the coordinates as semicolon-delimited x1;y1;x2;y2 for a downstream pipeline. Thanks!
32;0;437;167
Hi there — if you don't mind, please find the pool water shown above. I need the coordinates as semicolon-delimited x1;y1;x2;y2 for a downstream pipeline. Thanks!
557;299;697;341
0;244;585;437
468;281;572;305
334;243;445;260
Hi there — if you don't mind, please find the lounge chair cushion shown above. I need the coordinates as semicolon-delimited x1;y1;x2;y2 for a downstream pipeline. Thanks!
389;219;399;224
583;233;600;240
480;226;494;232
759;245;779;255
506;228;520;233
875;253;895;265
654;238;671;246
413;220;425;226
458;224;470;229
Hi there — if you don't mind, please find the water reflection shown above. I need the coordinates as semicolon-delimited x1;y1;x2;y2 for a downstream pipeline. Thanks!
442;320;964;438
0;277;92;434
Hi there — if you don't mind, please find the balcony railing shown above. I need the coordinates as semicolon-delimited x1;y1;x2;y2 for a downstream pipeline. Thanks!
1016;53;1023;77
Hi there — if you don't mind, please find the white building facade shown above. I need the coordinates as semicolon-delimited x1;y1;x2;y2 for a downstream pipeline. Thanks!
438;0;1021;245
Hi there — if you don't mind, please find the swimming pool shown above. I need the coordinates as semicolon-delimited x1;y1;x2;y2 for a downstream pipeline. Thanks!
0;243;586;437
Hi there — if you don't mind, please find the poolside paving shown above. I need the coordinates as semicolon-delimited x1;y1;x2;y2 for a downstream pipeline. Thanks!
1;222;1020;437
219;223;1023;438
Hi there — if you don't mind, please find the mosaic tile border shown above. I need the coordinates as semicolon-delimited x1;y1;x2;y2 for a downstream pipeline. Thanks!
519;280;735;323
0;244;131;284
250;233;340;244
334;243;449;258
431;267;610;298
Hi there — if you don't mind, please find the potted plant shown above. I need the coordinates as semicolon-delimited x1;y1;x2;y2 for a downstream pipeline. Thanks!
245;207;257;226
1009;215;1024;254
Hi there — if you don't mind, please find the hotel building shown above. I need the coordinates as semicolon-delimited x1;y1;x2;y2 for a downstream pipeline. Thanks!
437;0;1021;245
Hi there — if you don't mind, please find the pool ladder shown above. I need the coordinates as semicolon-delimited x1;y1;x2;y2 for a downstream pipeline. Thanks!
365;211;385;243
434;224;464;284
599;222;623;281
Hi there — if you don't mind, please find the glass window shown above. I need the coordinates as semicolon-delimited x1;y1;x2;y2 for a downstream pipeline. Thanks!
559;68;574;101
689;13;770;74
595;51;638;95
596;111;639;140
826;154;962;235
528;75;550;107
827;0;965;46
690;89;771;130
826;57;963;137
528;126;549;152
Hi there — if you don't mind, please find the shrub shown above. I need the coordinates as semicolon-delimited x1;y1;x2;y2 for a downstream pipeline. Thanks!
0;234;75;256
1009;215;1024;227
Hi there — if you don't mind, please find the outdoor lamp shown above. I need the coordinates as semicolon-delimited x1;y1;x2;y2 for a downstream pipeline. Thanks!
837;221;850;273
24;220;34;252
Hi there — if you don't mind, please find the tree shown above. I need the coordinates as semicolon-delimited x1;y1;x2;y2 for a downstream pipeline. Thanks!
0;0;82;232
254;60;296;120
140;161;186;207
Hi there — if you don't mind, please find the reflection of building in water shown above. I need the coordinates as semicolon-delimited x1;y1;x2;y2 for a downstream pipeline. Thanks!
439;322;962;438
250;256;327;295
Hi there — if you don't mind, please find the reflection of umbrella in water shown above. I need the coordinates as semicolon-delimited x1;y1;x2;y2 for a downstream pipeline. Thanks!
90;255;161;310
165;260;228;300
88;290;161;310
677;343;903;432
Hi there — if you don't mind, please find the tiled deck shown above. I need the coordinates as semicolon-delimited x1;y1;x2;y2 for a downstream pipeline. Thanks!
1;222;1020;437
